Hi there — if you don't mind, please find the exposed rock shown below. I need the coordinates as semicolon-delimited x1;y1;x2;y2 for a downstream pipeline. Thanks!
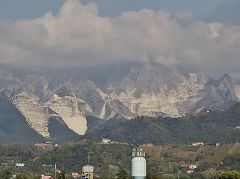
46;90;87;135
0;88;50;138
0;62;239;139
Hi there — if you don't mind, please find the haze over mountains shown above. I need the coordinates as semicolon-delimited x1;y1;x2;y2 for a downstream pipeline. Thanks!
0;61;240;143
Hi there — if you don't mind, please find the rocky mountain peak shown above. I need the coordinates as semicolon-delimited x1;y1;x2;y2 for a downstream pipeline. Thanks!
187;72;208;84
216;74;238;101
55;86;75;98
112;61;184;97
76;80;105;116
221;73;232;81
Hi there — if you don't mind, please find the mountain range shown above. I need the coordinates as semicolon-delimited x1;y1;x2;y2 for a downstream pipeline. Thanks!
0;61;239;143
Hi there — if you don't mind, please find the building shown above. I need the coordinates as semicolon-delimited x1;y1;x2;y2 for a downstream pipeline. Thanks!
35;143;53;150
82;165;94;179
101;138;111;144
192;142;204;146
41;176;52;179
15;163;25;167
72;173;79;178
187;170;194;174
143;143;155;147
180;164;190;168
189;164;197;170
131;148;146;179
142;143;154;147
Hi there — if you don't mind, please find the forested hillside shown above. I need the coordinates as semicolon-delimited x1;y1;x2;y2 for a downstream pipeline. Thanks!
83;103;240;145
2;142;240;178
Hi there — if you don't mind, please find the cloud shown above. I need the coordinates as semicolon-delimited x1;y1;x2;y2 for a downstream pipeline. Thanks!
0;0;240;79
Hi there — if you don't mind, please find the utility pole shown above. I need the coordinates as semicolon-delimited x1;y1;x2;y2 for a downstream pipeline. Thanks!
88;153;90;163
54;164;56;179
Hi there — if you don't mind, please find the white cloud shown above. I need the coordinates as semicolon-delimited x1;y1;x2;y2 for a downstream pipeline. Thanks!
0;0;240;78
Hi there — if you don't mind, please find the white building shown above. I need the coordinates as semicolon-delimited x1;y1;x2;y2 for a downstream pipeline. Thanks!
192;142;204;146
82;165;94;179
15;163;25;167
189;164;197;170
102;138;111;144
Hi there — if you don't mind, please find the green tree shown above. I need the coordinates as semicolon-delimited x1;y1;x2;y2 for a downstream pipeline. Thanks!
116;167;130;179
177;175;191;179
0;169;12;179
219;170;240;179
202;168;217;179
146;172;161;179
16;174;26;179
162;174;175;179
57;166;66;179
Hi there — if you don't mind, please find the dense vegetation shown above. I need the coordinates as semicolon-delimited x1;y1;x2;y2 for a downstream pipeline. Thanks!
83;103;240;145
0;142;135;178
1;141;240;178
36;141;134;178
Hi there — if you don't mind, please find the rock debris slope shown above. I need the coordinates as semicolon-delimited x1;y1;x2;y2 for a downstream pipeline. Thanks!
46;87;87;135
0;88;49;138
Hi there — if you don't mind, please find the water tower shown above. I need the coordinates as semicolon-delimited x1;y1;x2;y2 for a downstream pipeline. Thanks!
131;148;146;179
82;165;94;179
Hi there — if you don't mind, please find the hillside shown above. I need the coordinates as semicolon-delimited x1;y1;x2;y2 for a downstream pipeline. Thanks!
83;103;240;145
1;142;240;178
0;142;135;178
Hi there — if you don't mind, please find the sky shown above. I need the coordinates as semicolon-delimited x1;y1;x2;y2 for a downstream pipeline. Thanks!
0;0;240;81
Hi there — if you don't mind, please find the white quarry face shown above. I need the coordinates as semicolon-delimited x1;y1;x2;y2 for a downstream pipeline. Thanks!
2;89;50;138
47;93;87;135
